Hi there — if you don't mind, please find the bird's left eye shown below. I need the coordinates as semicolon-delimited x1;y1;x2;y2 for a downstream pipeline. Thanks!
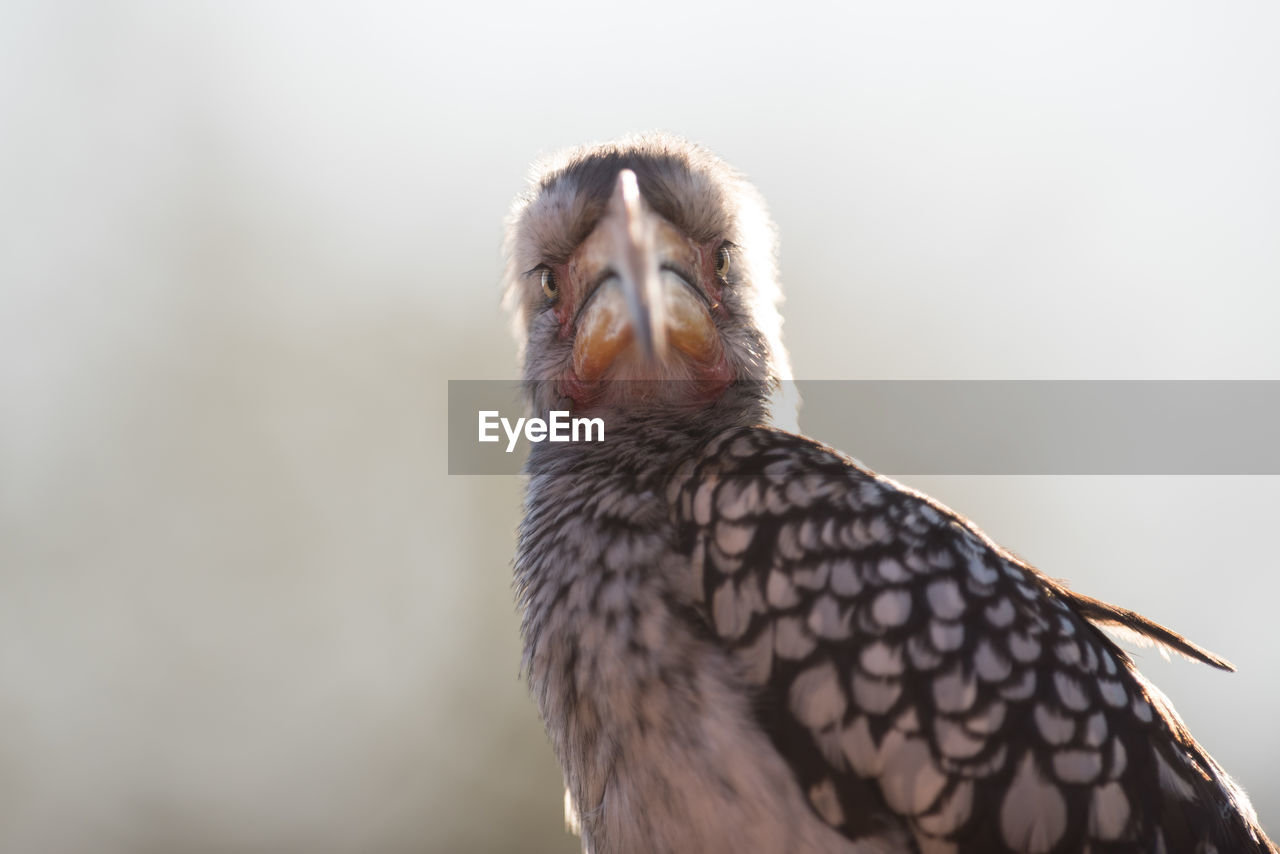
714;245;731;279
540;269;559;300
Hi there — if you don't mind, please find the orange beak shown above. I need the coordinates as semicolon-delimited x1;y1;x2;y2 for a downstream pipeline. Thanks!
570;170;721;382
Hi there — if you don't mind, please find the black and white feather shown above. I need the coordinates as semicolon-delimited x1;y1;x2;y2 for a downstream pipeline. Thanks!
670;425;1265;854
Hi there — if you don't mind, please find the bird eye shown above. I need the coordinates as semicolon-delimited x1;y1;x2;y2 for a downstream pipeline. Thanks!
714;245;731;279
540;268;559;300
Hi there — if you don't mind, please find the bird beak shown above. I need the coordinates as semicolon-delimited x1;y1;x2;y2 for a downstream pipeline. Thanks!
571;170;719;382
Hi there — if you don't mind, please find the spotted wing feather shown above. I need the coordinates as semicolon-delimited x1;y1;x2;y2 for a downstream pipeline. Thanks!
671;426;1273;854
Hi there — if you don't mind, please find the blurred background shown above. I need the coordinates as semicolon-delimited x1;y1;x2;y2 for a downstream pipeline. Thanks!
2;2;1277;852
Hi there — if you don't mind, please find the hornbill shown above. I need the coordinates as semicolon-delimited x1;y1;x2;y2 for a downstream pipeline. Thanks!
502;134;1272;854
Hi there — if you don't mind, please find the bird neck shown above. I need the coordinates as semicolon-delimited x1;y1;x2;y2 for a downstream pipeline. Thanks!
523;384;772;480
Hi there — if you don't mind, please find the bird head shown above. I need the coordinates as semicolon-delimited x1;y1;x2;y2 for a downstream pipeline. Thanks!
504;135;792;425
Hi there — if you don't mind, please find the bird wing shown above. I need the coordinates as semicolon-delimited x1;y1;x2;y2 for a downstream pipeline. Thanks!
670;425;1271;854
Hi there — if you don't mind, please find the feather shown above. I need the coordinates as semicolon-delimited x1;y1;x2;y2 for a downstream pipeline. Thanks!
1060;589;1235;671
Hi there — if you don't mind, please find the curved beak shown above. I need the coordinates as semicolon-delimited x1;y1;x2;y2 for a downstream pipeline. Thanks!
571;170;719;382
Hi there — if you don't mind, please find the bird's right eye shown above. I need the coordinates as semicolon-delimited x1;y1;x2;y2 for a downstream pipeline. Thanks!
540;268;559;301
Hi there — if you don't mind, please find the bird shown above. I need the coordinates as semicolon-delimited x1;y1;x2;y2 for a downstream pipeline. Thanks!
502;134;1273;854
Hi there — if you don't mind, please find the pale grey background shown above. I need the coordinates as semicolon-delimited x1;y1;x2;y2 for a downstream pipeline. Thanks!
2;2;1277;853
